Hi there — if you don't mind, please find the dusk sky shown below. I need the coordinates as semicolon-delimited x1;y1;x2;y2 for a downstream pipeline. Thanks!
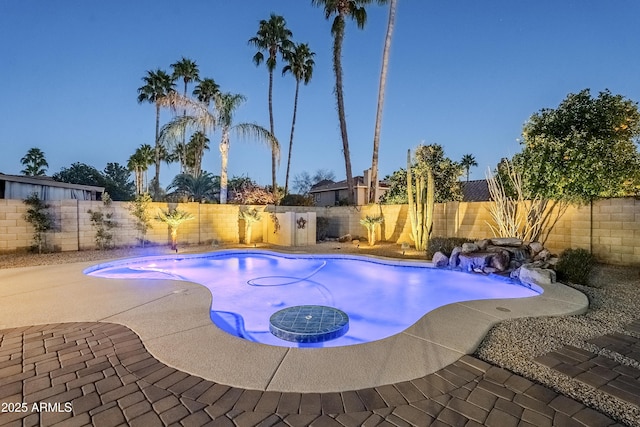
1;1;639;189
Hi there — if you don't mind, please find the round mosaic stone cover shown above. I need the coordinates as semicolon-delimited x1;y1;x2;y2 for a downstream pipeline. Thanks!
269;305;349;343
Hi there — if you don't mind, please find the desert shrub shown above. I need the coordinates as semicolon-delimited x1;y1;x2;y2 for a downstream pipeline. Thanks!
316;217;330;241
556;248;595;285
427;236;475;258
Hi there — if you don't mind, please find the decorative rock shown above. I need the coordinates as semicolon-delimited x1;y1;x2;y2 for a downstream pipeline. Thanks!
338;234;352;243
459;252;493;272
529;241;544;255
462;243;479;253
514;264;556;286
490;250;510;272
476;239;490;250
534;249;551;262
432;251;449;267
449;247;462;268
490;237;523;247
352;239;360;246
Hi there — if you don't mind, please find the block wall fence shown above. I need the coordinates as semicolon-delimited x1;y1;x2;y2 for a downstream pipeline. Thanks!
0;197;638;265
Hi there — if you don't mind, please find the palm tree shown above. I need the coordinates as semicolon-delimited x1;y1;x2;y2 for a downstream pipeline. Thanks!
167;172;218;202
369;0;396;204
184;131;210;176
461;154;478;182
137;69;175;198
248;14;294;199
155;208;194;251
127;144;155;195
159;92;279;204
312;0;386;204
193;77;220;105
282;42;315;195
171;58;200;172
20;147;48;176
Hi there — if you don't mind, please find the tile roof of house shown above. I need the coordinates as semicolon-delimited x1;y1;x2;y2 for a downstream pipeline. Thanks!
460;179;491;202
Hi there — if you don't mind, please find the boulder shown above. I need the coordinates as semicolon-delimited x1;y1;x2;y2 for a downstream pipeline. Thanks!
513;264;556;287
462;242;479;253
529;241;544;255
338;234;352;243
432;251;449;267
459;252;493;272
449;247;462;268
490;237;523;247
534;249;551;262
490;250;510;272
475;239;490;250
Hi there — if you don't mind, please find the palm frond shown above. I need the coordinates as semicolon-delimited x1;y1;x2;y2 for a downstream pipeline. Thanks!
232;123;280;164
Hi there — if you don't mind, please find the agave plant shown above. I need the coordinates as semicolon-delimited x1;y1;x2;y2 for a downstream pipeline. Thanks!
155;208;194;251
360;215;384;246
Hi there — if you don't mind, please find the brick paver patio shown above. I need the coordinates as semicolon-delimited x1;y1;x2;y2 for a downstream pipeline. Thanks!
0;322;627;426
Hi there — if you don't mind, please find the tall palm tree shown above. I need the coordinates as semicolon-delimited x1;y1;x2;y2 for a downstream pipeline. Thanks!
137;69;175;198
185;131;210;176
312;0;386;204
248;14;294;199
369;0;396;204
159;92;279;204
20;147;48;176
461;154;478;182
193;77;220;105
127;144;155;194
282;42;315;195
171;57;200;172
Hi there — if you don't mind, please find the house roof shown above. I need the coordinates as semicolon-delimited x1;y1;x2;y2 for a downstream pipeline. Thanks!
309;176;389;193
0;173;105;192
460;179;490;202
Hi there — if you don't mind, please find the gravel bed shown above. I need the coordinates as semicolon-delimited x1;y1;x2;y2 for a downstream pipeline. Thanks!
1;245;638;424
476;264;640;426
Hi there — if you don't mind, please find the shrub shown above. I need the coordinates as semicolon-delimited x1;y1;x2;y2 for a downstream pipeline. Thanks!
23;193;54;254
316;217;330;241
427;236;475;258
87;192;116;250
556;248;595;285
281;194;314;206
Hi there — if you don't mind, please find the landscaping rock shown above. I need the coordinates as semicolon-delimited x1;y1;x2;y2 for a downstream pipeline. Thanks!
432;251;449;267
476;239;490;250
449;247;462;268
529;241;544;255
534;249;551;262
462;242;479;253
512;264;556;286
490;250;510;272
338;234;352;243
490;237;523;246
459;252;493;272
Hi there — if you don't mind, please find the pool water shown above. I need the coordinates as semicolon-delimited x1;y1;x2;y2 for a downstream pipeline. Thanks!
85;250;541;348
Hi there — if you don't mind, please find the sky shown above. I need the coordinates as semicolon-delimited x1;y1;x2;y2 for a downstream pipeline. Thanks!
1;1;639;189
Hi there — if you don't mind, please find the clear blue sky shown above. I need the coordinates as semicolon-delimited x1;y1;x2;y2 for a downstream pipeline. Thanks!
1;1;639;188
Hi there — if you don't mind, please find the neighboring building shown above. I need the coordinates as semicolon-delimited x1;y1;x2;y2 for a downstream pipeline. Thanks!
0;173;104;201
309;170;389;206
460;179;491;202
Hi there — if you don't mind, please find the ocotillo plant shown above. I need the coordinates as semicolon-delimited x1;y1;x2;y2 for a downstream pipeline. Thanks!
406;149;434;251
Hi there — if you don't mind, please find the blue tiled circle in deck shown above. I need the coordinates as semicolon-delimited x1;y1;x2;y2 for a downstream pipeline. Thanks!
269;305;349;343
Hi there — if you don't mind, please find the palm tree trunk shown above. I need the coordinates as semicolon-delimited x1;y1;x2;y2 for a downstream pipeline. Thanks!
268;69;278;200
370;0;397;204
219;131;230;204
154;103;161;198
284;80;300;195
333;15;354;205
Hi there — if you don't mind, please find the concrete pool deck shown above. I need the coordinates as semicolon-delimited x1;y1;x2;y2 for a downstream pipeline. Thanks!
0;252;588;393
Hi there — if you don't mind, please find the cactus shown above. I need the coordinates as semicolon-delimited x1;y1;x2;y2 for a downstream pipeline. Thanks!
406;149;435;251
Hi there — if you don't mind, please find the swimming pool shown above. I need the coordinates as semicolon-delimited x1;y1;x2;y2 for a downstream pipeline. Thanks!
85;250;541;348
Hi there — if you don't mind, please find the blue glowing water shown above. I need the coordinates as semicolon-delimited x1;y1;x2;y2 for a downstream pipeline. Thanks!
85;250;541;348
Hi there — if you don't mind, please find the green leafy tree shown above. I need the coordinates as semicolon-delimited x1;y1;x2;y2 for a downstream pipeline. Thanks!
126;193;153;247
248;14;294;199
312;0;386;204
516;89;640;204
380;144;463;204
155;208;194;251
282;42;315;195
460;154;478;182
137;69;176;198
103;162;135;201
23;193;53;254
369;0;396;203
53;162;104;187
171;57;200;172
21;147;49;176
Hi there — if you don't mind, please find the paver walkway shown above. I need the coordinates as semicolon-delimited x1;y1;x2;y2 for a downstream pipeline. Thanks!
0;323;623;427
